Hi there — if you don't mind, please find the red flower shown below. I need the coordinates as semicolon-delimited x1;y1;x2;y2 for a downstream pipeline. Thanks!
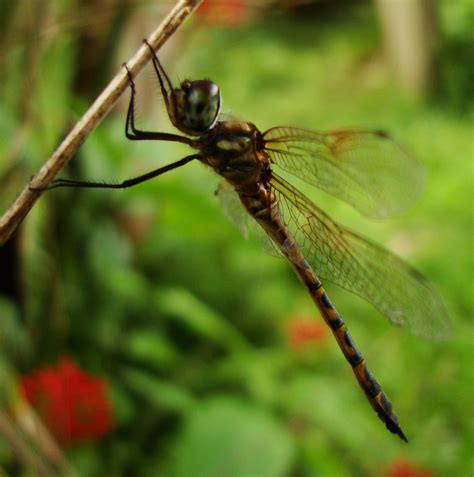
21;357;115;445
287;316;329;348
196;0;248;26
388;458;436;477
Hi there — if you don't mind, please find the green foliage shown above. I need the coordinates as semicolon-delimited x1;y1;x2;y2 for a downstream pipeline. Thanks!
0;2;472;476
162;397;295;477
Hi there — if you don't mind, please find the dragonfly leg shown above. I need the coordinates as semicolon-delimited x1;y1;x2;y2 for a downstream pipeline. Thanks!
32;154;199;191
122;63;194;146
143;40;173;108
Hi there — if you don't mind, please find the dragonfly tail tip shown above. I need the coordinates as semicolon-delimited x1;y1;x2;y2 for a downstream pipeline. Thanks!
384;413;408;442
396;426;408;443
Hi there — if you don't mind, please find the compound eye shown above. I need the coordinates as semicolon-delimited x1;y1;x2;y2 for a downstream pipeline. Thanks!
184;80;221;132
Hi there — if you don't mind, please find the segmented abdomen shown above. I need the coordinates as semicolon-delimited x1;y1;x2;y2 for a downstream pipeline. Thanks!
243;192;408;442
307;280;407;442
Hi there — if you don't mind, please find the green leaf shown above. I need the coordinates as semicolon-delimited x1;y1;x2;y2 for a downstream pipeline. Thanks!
124;330;178;368
0;297;31;362
156;288;249;352
163;397;295;477
121;367;196;415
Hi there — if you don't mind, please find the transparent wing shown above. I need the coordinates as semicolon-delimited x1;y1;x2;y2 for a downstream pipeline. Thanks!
264;127;425;219
216;181;282;257
216;181;250;239
271;174;451;340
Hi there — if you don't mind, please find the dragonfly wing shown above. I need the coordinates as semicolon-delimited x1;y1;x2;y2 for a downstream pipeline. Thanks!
216;181;282;257
216;180;250;238
271;174;451;340
264;127;425;219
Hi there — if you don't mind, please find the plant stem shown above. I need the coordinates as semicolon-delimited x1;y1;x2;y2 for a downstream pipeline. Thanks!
0;410;53;477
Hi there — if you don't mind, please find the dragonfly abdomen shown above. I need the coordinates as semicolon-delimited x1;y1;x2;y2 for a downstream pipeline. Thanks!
309;283;408;442
245;190;409;442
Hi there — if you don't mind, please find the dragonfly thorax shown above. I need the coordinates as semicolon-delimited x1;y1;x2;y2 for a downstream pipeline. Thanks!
170;80;221;136
201;121;270;194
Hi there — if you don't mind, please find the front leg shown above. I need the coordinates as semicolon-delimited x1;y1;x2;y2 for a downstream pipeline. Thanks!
123;64;192;146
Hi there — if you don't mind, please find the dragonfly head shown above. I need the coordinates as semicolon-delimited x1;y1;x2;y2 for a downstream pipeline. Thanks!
170;80;221;135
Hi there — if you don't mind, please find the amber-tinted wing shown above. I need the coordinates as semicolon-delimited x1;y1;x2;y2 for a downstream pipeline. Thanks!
271;174;451;340
264;127;425;219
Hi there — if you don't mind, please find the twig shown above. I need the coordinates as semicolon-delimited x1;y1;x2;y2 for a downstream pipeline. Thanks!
15;403;77;477
0;409;53;477
0;0;202;247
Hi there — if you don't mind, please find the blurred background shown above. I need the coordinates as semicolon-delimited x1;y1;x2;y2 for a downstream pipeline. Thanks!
0;0;472;476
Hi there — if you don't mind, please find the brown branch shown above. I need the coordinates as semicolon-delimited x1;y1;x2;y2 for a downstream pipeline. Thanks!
0;0;202;247
0;409;53;477
15;403;77;477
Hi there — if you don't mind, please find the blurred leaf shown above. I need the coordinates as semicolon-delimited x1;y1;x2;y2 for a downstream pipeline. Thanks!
0;357;22;408
108;381;136;427
212;348;292;405
89;221;133;276
280;373;385;453
69;444;102;477
124;329;178;368
121;366;196;415
163;397;295;477
300;434;354;477
156;287;249;352
0;297;31;362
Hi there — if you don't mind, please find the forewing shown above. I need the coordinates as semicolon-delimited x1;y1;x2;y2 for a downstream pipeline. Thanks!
264;127;425;219
271;174;451;340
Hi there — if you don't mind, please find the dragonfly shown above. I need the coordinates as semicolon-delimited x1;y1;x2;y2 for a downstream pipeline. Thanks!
46;40;451;441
